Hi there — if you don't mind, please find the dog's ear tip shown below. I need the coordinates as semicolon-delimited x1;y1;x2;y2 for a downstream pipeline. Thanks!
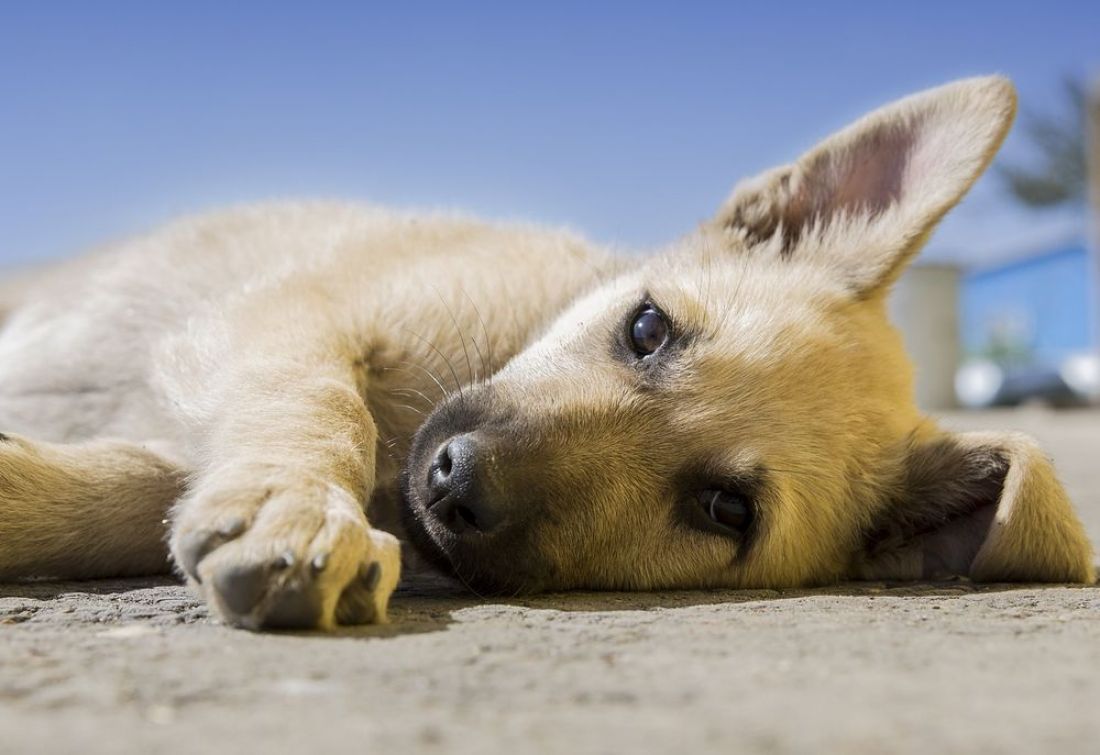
956;75;1019;132
977;74;1017;104
990;75;1017;104
921;74;1016;112
710;75;1021;294
953;74;1016;100
930;76;1018;153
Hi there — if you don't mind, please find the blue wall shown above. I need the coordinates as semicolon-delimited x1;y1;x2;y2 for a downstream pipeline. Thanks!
961;243;1093;367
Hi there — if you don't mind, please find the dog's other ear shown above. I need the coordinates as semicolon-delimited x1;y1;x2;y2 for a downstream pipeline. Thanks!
852;430;1095;584
713;76;1017;296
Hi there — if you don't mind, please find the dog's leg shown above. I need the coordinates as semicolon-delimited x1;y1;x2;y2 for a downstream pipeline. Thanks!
0;434;186;579
166;318;401;631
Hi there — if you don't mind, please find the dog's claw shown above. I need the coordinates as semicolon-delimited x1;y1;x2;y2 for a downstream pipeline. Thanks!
273;551;294;570
177;530;219;583
178;519;250;583
217;517;246;538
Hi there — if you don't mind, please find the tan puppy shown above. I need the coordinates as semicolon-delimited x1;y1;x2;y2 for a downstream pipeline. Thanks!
0;76;1092;630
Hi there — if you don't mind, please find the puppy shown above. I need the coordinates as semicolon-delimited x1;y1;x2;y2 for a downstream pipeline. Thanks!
0;76;1092;630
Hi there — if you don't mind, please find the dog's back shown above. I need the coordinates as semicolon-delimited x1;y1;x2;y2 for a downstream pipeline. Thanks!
0;262;61;325
0;201;619;455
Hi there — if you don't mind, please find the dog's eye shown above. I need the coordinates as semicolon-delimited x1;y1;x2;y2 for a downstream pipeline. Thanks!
630;307;668;356
698;489;754;533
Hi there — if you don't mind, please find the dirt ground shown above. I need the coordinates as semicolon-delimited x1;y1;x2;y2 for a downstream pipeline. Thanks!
2;408;1099;754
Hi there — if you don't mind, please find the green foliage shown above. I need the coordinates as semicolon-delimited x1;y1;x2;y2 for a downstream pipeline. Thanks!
996;77;1087;208
970;314;1036;369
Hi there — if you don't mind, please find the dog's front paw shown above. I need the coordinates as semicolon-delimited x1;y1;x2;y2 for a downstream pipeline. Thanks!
170;472;400;630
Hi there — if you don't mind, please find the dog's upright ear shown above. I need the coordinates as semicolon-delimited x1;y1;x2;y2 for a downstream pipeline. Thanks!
713;76;1017;296
852;428;1095;584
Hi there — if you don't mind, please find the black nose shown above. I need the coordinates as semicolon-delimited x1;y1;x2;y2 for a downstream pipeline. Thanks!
426;434;505;534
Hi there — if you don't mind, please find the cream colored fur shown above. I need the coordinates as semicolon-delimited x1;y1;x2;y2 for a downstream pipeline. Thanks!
0;76;1092;631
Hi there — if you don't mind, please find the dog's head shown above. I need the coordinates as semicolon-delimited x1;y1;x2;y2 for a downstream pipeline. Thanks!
400;77;1095;593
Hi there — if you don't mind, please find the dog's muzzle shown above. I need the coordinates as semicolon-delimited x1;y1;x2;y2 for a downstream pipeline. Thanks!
424;432;508;535
399;398;552;594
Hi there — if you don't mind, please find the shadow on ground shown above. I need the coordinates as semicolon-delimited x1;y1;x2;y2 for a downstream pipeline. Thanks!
3;570;1095;639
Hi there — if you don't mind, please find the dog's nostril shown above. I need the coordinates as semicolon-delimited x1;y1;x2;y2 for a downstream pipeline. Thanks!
435;444;453;477
422;433;506;535
427;442;455;505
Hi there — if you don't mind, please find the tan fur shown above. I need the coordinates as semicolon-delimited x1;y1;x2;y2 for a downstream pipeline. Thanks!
0;76;1092;630
0;434;185;578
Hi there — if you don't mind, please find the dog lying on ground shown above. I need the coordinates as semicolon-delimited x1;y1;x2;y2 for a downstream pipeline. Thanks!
0;76;1093;630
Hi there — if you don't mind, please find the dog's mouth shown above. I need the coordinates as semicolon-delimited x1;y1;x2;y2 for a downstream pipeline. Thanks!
397;472;549;595
397;401;552;595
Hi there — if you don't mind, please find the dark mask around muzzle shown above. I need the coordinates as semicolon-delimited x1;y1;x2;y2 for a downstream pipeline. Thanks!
399;390;553;593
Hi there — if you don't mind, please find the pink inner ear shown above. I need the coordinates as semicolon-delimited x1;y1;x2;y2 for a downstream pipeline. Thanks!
799;119;919;223
920;503;997;579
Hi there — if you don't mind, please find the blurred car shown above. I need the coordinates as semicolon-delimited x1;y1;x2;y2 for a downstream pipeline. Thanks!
956;352;1100;407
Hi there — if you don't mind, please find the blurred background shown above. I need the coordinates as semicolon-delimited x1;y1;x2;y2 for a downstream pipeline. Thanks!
1;1;1098;410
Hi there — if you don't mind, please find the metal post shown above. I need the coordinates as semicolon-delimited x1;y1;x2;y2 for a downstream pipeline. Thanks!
889;265;960;410
1089;75;1100;351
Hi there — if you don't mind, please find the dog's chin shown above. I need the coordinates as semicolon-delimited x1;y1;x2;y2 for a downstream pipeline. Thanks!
397;477;545;596
397;488;463;581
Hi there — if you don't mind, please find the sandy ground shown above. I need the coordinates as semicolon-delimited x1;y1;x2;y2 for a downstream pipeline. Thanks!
2;408;1099;754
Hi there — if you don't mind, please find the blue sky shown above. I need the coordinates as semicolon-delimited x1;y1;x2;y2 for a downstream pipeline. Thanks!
1;1;1098;268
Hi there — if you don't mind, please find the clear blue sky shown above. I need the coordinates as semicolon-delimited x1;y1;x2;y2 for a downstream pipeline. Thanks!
2;1;1098;268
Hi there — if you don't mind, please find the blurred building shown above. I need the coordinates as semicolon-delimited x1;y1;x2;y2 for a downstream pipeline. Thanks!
960;240;1094;368
889;265;961;410
892;238;1098;411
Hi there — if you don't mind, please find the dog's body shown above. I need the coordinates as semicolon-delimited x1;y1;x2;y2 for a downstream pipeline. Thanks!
0;77;1093;630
